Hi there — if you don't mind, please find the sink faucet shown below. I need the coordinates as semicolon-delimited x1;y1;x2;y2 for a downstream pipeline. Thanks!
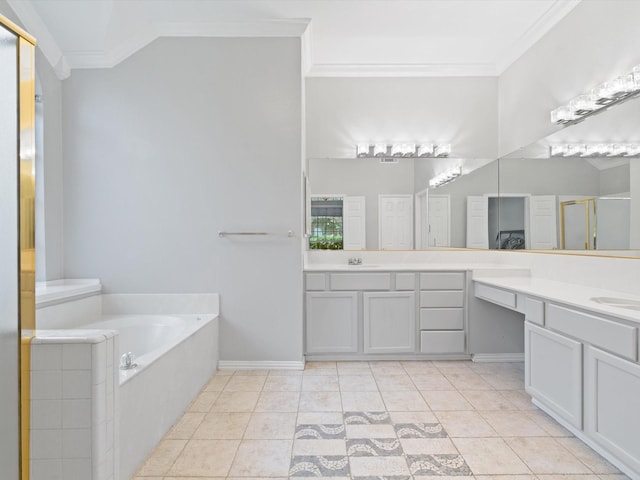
348;257;363;265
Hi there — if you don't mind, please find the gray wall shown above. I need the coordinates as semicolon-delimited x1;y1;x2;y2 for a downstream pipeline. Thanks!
308;157;414;249
62;37;303;362
306;76;498;159
498;0;640;157
599;163;630;196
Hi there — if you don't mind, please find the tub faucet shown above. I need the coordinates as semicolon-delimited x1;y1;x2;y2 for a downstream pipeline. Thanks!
348;257;363;265
120;352;137;370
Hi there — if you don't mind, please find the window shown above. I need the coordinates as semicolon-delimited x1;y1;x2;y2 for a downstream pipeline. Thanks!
309;196;343;250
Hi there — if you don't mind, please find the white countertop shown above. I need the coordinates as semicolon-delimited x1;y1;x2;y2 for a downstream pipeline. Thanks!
36;278;102;307
304;263;530;275
473;275;640;324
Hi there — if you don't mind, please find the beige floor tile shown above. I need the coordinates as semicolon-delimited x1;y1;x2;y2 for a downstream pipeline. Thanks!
414;477;474;480
505;437;592;474
304;362;337;375
444;371;494;390
480;373;525;390
263;375;302;392
349;456;410;476
526;410;573;437
375;374;416;391
389;411;438;424
481;411;549;437
557;437;621;474
293;439;347;455
302;374;340;391
401;361;438;374
453;437;531;475
188;391;221;412
268;369;303;376
223;375;267;392
499;389;538;411
432;360;473;371
381;390;429;411
216;369;235;376
337;361;371;375
227;478;289;480
135;438;187;476
475;476;537;480
469;362;523;375
255;391;300;412
164;477;225;479
299;391;343;412
210;391;260;413
244;412;297;439
421;390;474;411
203;375;231;391
460;390;518;411
341;391;386;411
193;412;251;439
167;439;240;477
296;412;344;424
338;374;378;391
165;412;206;439
229;439;293;476
370;364;407;376
536;475;601;480
345;424;396;438
234;369;270;376
596;475;632;480
436;410;498;437
399;437;459;454
409;373;456;390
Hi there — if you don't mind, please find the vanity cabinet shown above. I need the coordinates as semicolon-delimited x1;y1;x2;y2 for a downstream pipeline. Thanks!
305;291;358;353
524;322;582;428
584;346;640;474
419;272;466;354
363;292;415;353
304;270;467;358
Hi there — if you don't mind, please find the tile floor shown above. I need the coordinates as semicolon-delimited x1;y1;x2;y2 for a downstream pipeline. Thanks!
132;360;629;480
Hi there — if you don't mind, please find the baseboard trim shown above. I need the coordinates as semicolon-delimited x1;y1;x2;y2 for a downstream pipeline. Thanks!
218;360;305;370
472;353;524;363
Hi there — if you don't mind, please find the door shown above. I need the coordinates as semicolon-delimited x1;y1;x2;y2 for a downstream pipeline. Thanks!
428;194;451;247
343;196;366;250
363;292;415;353
415;190;428;249
466;196;488;248
379;195;413;250
525;322;583;428
529;195;557;249
306;292;358;353
584;346;640;473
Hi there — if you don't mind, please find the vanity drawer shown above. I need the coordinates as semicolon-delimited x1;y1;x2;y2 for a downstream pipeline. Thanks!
420;291;464;308
420;308;464;330
420;331;465;354
525;297;545;326
395;273;416;291
546;304;638;361
330;273;391;291
420;272;464;290
474;283;516;310
306;273;327;291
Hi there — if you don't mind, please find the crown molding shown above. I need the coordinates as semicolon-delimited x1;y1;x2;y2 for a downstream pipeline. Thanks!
307;63;498;78
7;0;70;79
495;0;582;74
155;19;310;38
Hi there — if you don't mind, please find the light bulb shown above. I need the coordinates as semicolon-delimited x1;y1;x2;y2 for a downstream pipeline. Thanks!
418;144;434;157
434;144;451;157
391;144;404;157
373;143;387;156
356;143;370;157
402;143;416;157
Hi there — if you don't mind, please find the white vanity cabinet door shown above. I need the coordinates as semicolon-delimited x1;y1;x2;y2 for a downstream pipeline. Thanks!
363;292;415;354
525;322;583;429
306;292;358;354
584;346;640;474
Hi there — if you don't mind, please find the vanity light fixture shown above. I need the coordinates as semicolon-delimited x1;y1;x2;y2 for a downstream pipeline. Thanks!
429;166;462;188
355;142;451;159
550;143;640;158
551;63;640;125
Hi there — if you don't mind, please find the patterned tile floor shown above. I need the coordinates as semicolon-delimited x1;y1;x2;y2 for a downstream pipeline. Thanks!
132;360;630;480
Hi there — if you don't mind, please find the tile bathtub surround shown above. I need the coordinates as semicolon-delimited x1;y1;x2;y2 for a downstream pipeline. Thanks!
133;360;628;480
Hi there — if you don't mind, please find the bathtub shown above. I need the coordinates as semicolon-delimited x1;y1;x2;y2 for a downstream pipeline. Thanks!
86;313;219;480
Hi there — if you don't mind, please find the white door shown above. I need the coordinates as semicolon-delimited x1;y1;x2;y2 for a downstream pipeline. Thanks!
343;196;366;250
529;195;557;249
379;195;413;250
428;194;451;247
466;196;488;248
415;191;428;249
306;292;358;354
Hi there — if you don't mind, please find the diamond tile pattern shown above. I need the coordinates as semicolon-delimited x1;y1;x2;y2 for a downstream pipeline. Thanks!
133;361;629;480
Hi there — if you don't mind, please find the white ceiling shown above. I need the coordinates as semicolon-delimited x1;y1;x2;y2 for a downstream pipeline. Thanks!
8;0;581;79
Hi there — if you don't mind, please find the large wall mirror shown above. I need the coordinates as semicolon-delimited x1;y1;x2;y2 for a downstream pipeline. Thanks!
498;95;640;256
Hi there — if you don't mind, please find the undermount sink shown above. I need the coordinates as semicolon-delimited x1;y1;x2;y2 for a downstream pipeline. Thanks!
590;296;640;311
